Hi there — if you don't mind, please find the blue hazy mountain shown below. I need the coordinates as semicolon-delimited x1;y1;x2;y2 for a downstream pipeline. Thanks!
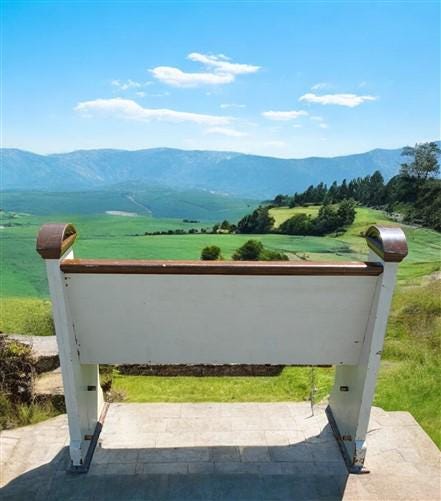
1;145;416;198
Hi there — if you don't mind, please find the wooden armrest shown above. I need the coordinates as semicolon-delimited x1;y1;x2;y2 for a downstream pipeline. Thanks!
365;225;408;262
36;223;77;259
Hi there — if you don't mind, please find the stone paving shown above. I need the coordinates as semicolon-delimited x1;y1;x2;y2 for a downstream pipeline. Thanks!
6;335;58;359
1;403;440;500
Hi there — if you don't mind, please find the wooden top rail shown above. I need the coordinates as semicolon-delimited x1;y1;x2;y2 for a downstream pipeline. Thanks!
36;223;77;259
60;259;383;276
36;222;407;268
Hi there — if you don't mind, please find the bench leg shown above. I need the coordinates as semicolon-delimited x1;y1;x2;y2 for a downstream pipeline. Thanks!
328;260;398;472
46;257;104;468
66;364;104;468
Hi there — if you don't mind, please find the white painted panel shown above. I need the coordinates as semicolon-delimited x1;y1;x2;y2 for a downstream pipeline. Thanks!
64;274;378;365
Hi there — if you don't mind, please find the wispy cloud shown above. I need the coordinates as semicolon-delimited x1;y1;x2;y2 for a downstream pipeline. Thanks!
220;103;246;109
262;110;308;121
111;79;152;90
311;82;330;91
150;67;234;87
187;53;260;75
299;92;377;107
205;127;248;137
75;98;231;125
150;52;260;87
309;115;328;128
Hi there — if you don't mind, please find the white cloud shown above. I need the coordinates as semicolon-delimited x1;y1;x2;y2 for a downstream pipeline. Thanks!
310;115;324;122
133;90;170;98
264;140;286;148
319;123;329;129
220;103;246;109
150;52;260;87
205;127;248;137
187;52;260;75
311;82;329;90
262;110;308;121
111;79;152;90
75;98;231;125
299;92;377;107
150;67;234;87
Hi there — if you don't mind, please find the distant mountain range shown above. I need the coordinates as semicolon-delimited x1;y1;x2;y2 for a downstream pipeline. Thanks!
0;145;425;198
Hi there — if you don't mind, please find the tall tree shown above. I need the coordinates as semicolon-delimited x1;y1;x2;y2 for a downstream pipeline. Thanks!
400;142;440;181
237;206;275;234
368;170;386;206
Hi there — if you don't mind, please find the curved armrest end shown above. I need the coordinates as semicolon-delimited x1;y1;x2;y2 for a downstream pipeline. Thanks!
366;225;408;262
36;223;77;259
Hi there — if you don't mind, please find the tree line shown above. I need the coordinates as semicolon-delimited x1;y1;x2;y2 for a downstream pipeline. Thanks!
235;199;356;237
271;142;441;231
201;240;288;261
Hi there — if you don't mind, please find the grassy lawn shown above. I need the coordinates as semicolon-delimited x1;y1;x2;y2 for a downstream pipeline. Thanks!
374;280;441;446
112;367;334;404
0;298;54;336
269;205;320;228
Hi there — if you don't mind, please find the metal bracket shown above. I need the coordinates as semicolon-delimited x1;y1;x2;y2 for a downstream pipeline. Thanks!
326;406;370;474
68;403;109;474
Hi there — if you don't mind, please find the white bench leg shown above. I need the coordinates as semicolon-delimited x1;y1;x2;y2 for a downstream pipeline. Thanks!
46;256;104;467
328;259;398;472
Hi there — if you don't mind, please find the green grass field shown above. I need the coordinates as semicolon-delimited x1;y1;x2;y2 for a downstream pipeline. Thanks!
0;188;256;221
1;206;439;298
270;205;320;227
1;206;440;446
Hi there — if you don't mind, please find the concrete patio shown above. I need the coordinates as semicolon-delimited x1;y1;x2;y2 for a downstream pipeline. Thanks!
1;402;440;500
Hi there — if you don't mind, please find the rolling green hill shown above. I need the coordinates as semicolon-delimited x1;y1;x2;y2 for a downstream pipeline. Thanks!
0;187;256;220
1;207;439;299
269;206;441;283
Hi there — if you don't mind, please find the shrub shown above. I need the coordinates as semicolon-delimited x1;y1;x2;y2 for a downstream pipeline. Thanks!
201;245;223;260
232;240;264;260
0;337;35;404
0;391;13;430
260;249;289;261
232;240;288;261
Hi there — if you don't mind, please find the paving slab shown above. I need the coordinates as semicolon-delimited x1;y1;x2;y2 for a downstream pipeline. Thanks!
1;403;440;500
5;334;59;373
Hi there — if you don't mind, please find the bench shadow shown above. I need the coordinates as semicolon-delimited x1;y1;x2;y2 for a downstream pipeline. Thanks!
1;425;349;501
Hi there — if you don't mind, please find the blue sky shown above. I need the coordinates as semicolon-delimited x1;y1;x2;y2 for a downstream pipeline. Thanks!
2;1;440;158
